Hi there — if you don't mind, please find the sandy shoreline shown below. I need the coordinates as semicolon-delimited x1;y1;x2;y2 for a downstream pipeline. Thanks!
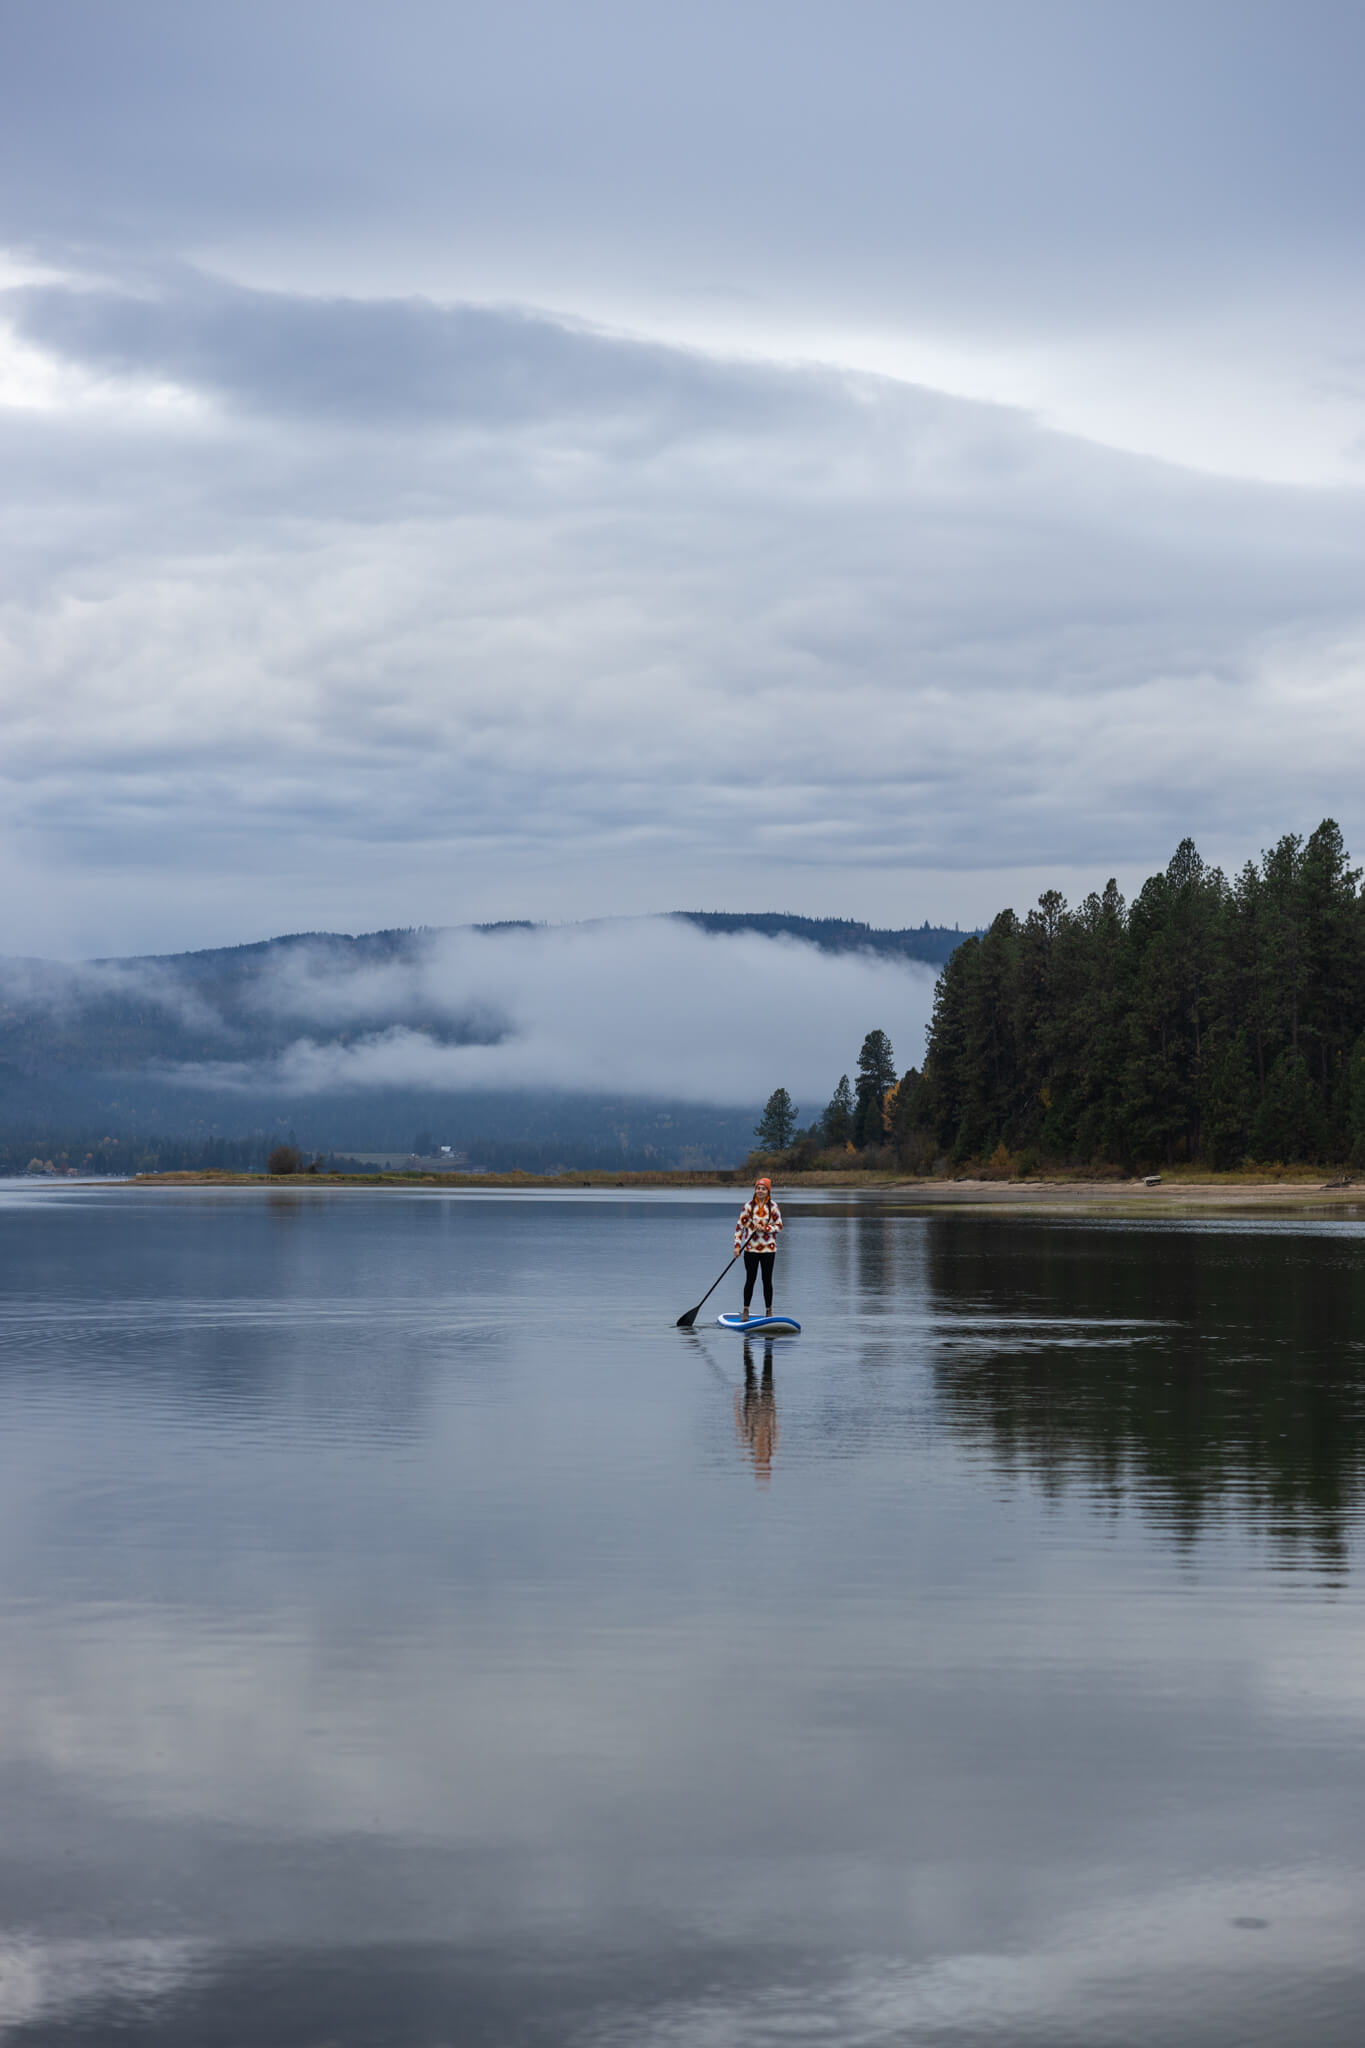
840;1178;1365;1214
118;1168;1365;1214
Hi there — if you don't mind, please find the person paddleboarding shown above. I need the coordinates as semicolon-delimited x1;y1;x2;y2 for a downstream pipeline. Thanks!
734;1175;783;1320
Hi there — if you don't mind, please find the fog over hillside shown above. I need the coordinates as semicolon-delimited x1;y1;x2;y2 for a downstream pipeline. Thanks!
0;914;947;1166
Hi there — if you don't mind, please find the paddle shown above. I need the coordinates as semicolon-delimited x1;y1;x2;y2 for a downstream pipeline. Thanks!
677;1234;749;1329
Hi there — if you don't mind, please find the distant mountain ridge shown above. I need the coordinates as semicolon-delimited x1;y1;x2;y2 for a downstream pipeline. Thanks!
674;912;971;966
93;911;971;973
0;912;967;1170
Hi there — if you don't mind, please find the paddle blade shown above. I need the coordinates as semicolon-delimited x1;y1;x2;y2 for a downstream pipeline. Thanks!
677;1243;743;1329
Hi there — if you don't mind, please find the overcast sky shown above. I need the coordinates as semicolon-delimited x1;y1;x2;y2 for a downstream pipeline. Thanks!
2;0;1365;960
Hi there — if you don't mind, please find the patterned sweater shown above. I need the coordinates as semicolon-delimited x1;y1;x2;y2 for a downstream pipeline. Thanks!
735;1196;783;1255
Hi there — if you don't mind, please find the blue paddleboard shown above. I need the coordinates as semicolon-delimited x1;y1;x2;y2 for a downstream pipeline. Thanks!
717;1313;801;1335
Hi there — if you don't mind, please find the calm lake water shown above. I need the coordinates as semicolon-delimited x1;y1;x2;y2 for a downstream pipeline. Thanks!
3;1184;1365;2045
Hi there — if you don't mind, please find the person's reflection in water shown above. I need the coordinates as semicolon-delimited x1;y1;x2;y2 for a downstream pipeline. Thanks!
734;1339;780;1487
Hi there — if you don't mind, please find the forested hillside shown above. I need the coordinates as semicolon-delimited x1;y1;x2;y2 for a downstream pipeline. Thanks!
1;913;912;1172
679;913;972;966
912;821;1365;1170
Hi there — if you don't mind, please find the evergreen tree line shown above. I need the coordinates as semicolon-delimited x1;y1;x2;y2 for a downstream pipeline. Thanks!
754;823;1365;1175
916;820;1365;1171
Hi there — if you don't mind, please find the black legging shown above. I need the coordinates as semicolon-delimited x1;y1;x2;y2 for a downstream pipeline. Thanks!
743;1250;775;1312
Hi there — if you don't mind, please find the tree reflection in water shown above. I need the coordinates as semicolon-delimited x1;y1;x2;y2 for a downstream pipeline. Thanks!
920;1215;1365;1576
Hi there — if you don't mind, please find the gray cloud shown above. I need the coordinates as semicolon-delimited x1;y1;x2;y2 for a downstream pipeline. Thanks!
4;4;1363;305
158;920;937;1106
5;273;803;435
4;1;1365;487
0;918;935;1107
1;266;1363;955
0;954;225;1036
1;6;1365;955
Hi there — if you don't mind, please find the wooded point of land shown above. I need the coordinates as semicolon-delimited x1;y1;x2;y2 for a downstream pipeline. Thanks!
765;822;1365;1176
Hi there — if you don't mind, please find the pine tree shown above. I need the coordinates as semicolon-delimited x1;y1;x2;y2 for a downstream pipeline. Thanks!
754;1088;798;1152
1203;1029;1257;1168
856;1029;897;1096
822;1074;854;1146
1296;819;1363;1094
1251;1047;1325;1163
889;1067;932;1170
1348;1032;1365;1169
963;910;1021;1155
919;940;978;1150
852;1030;896;1148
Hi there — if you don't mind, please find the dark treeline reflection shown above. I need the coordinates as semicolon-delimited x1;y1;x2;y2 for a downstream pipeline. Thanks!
920;1216;1365;1570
